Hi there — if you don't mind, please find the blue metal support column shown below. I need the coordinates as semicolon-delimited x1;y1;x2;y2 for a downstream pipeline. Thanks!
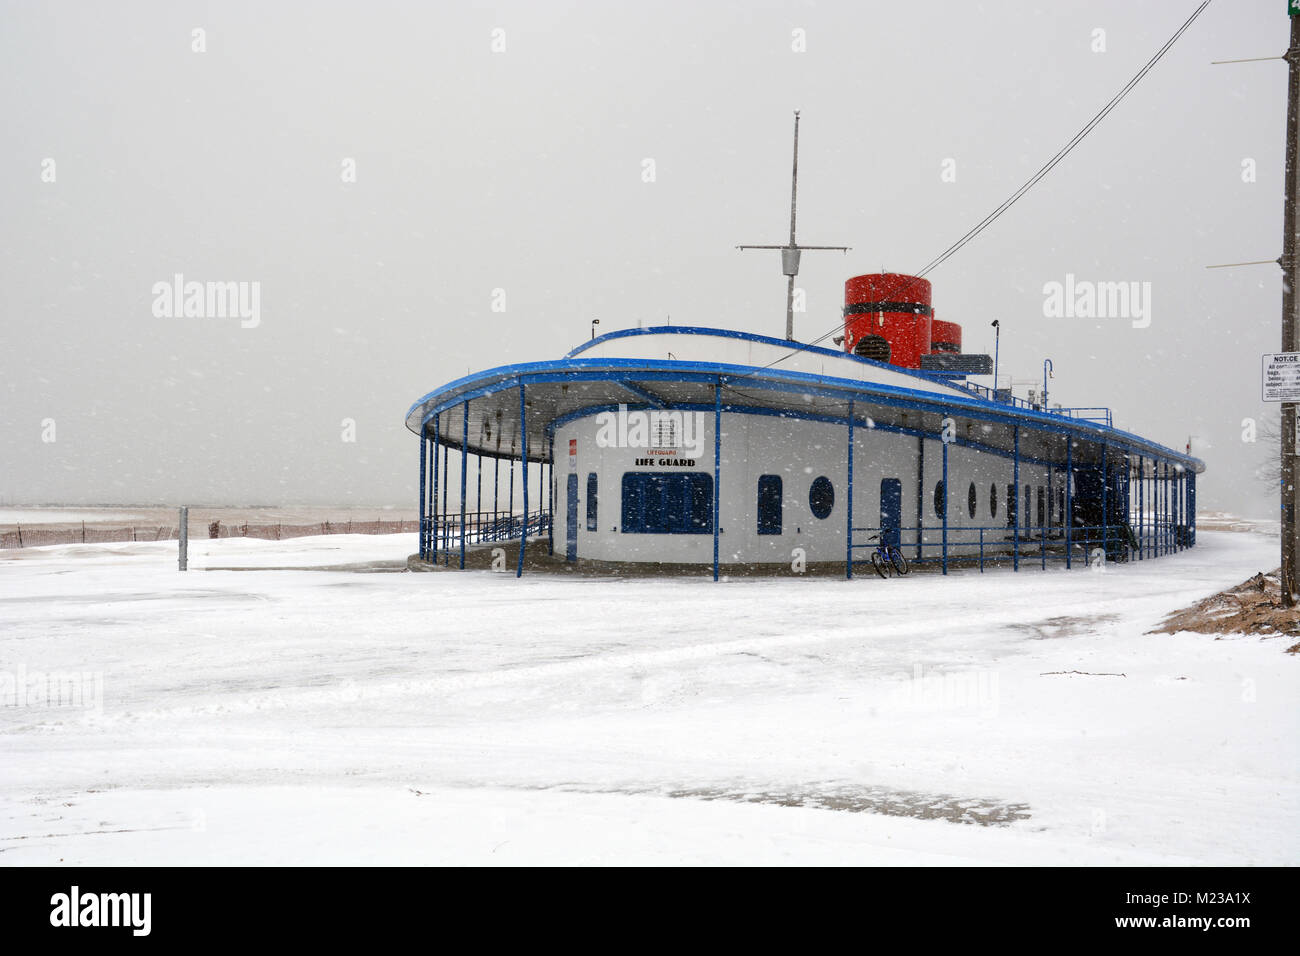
1174;466;1179;551
1178;468;1185;550
1101;443;1109;563
547;435;555;556
1154;460;1164;556
432;417;441;563
1172;466;1179;552
1159;461;1165;556
1150;458;1156;558
1167;462;1172;554
846;401;854;580
419;433;427;559
1182;468;1188;549
1170;463;1180;554
441;444;449;565
517;382;528;578
1151;461;1156;557
1189;472;1197;546
1144;460;1154;556
460;402;469;569
941;426;949;576
916;436;925;562
493;456;500;534
508;456;515;536
1152;461;1158;558
1137;455;1144;560
1012;426;1020;572
1042;464;1050;571
1180;466;1186;550
713;379;722;582
1065;439;1073;569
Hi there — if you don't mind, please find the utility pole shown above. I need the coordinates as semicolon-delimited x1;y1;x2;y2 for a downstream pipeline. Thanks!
1282;11;1299;606
738;112;851;340
1210;11;1300;604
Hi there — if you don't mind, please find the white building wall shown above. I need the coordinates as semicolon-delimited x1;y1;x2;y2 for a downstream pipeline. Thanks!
553;408;1062;567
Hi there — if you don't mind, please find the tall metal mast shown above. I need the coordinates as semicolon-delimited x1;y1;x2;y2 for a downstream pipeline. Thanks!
738;112;850;341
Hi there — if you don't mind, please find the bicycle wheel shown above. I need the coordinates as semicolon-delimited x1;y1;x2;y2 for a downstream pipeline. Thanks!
888;546;909;576
871;551;889;579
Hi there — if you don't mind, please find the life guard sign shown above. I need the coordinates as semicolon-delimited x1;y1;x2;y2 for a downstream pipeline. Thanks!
1262;353;1300;402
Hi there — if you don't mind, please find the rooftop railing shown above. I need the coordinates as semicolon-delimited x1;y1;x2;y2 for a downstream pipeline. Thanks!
946;380;1113;429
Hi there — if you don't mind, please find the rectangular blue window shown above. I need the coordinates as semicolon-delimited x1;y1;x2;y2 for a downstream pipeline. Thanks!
621;472;713;534
880;477;902;549
586;473;598;531
757;475;782;535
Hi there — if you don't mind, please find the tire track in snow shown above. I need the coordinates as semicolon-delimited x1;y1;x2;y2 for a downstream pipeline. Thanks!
84;615;979;726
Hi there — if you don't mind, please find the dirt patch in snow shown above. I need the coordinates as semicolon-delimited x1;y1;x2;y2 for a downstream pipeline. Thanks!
1007;613;1121;640
1149;570;1300;646
658;784;1031;826
527;782;1031;826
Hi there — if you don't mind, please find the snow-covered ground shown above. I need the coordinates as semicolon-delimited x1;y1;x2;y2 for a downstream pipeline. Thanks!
1;528;1296;865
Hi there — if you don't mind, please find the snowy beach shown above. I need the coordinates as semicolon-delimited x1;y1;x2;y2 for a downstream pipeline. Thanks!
1;526;1294;865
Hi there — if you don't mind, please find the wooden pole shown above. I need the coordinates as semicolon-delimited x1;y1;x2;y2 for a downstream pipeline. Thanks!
1280;14;1300;605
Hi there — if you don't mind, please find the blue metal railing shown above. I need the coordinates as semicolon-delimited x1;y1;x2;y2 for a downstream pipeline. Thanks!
949;380;1113;428
1047;406;1113;428
423;509;551;554
850;519;1187;574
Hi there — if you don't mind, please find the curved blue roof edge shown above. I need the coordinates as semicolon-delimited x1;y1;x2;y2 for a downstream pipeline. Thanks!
567;324;953;380
404;356;1205;472
404;355;967;427
407;327;971;423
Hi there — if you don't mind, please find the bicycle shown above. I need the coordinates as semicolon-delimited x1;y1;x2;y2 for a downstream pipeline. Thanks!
868;534;909;578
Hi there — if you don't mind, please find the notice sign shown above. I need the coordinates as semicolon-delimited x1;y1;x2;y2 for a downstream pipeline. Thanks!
1262;353;1300;401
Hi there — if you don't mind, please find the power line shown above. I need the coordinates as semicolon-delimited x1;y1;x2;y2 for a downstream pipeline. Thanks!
748;0;1214;373
913;0;1212;280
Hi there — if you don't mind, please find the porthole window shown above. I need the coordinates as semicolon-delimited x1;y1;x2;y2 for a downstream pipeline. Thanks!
933;480;946;519
809;476;835;520
967;481;977;519
989;483;998;520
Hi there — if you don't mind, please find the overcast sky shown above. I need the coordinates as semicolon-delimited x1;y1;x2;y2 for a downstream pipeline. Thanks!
0;0;1289;515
